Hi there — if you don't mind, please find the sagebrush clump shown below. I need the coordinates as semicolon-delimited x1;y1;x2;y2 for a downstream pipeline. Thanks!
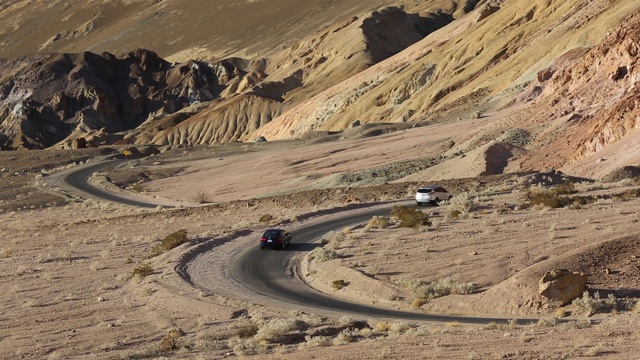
447;192;475;214
390;205;431;228
312;247;339;262
364;216;389;231
396;276;474;300
254;317;299;341
151;229;189;256
131;262;153;278
571;291;633;315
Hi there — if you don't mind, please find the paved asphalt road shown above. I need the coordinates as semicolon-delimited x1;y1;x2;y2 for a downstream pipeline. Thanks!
56;159;543;324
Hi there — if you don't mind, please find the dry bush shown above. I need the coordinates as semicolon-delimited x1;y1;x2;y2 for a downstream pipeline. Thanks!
332;279;348;291
364;265;381;276
254;317;299;341
571;292;631;315
191;190;211;204
336;315;355;326
235;323;259;338
396;276;474;299
537;317;559;327
364;216;389;231
333;329;357;345
159;328;185;351
259;214;274;222
448;192;475;213
151;229;188;256
527;188;569;209
410;298;428;308
322;230;346;250
131;262;153;278
194;333;228;351
312;247;338;262
299;335;332;348
228;337;263;356
390;205;431;228
571;319;592;329
390;322;411;334
374;321;390;332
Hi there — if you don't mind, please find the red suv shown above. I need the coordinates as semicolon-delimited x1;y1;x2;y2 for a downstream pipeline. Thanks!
260;228;292;250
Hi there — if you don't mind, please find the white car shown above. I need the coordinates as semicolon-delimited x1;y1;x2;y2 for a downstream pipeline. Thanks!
415;186;452;206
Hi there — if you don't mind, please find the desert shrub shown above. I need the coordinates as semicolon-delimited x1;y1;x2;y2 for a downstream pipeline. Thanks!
390;205;431;228
449;209;461;220
364;265;381;276
191;190;211;204
554;308;567;318
374;321;390;332
333;329;357;345
571;319;592;329
132;262;153;278
332;279;348;291
612;188;640;201
552;182;576;195
151;229;188;256
397;276;474;299
337;315;355;326
389;322;411;334
299;335;331;348
254;318;299;341
410;298;428;308
235;323;259;338
312;247;338;262
571;292;629;315
322;230;345;250
364;216;389;231
159;328;185;351
448;192;475;213
527;188;568;208
537;317;559;327
228;338;262;356
259;214;274;222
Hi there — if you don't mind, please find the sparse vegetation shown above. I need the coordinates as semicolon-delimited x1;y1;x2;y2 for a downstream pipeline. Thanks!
448;192;475;214
321;230;346;250
131;262;153;278
571;291;633;315
364;215;389;231
191;190;211;204
254;317;299;341
235;323;259;338
159;328;184;351
332;279;348;290
151;229;189;256
312;247;339;262
390;205;431;228
396;276;474;300
259;214;274;222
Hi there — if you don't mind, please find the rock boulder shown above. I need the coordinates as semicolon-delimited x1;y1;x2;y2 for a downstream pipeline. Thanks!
538;269;587;305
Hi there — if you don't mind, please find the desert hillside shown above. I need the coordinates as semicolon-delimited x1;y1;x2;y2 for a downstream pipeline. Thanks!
3;1;640;359
0;0;638;180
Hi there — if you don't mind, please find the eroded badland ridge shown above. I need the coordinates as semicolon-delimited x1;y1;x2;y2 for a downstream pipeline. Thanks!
0;0;638;179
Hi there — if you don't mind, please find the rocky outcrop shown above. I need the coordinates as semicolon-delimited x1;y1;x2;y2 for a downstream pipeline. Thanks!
538;269;587;305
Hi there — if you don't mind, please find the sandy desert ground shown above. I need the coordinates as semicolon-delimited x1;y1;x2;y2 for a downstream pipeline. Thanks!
2;121;640;359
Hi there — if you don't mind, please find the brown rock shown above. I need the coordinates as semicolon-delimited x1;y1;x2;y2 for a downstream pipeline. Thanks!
538;269;587;305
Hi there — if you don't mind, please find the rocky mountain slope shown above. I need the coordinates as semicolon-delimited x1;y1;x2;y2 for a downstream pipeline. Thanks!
0;0;639;179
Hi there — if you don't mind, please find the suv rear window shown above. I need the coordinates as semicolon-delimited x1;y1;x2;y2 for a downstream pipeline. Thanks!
417;188;433;193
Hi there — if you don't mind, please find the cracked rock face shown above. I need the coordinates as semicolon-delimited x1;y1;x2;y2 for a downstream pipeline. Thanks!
0;49;232;149
538;269;587;305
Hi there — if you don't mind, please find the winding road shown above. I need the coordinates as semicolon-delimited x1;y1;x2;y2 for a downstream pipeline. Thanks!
52;159;540;324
